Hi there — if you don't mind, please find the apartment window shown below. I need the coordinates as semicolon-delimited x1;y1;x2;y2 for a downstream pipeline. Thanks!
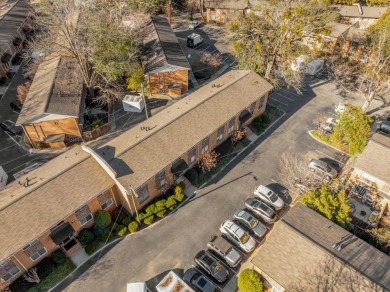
210;15;216;21
250;102;256;114
258;96;265;109
0;259;20;282
75;205;93;226
217;126;224;142
155;170;166;189
228;118;235;134
30;247;47;262
101;198;113;210
137;184;149;203
22;239;38;251
201;137;209;154
188;147;197;164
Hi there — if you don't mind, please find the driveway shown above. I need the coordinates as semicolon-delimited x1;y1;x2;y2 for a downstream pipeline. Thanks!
64;80;350;292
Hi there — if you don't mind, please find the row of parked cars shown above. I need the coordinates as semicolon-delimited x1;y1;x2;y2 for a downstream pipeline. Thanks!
182;185;286;292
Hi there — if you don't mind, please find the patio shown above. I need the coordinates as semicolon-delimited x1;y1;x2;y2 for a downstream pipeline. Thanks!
349;198;380;226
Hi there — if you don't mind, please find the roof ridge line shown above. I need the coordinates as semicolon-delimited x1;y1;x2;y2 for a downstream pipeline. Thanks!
113;71;250;159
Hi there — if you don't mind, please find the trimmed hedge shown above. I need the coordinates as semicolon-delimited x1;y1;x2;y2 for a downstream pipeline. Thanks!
116;224;127;236
143;213;154;225
145;203;156;215
128;221;139;233
135;212;147;224
238;269;263;292
155;199;167;218
35;258;56;278
122;217;133;226
85;243;97;255
77;228;95;245
94;210;112;228
165;196;177;211
51;249;66;264
174;192;185;202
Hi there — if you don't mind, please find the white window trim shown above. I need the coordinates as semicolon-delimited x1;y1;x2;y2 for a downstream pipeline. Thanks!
30;247;47;262
0;259;10;267
79;213;93;226
189;155;196;163
101;198;113;210
217;134;223;141
22;239;39;251
1;266;20;281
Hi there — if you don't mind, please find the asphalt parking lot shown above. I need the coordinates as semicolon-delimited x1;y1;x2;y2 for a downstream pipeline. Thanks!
63;79;353;292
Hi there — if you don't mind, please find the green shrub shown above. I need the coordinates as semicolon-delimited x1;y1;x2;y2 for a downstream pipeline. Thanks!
91;119;103;130
174;184;184;196
238;269;263;292
135;212;147;224
97;232;115;243
165;196;177;211
92;225;106;236
143;213;154;225
128;221;139;233
145;203;156;215
174;192;185;203
115;224;127;236
261;114;271;124
154;199;167;218
94;210;112;228
185;169;199;185
36;258;56;278
122;217;133;226
77;228;95;246
51;249;66;264
85;243;97;255
112;222;119;230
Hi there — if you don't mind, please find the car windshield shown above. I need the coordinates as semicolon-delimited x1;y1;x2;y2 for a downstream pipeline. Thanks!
268;191;278;202
240;232;250;244
250;219;259;228
211;262;221;274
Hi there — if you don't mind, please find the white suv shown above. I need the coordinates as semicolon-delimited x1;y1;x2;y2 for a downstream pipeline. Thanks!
219;220;256;253
254;185;285;210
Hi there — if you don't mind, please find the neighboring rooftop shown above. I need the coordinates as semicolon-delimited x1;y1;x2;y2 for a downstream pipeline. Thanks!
141;15;191;74
16;55;85;125
0;146;115;260
332;5;388;19
0;0;33;52
97;70;273;191
328;22;351;38
204;0;248;10
354;133;390;184
252;203;390;291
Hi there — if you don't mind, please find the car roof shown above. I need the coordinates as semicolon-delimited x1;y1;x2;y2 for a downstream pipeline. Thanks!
208;236;232;254
235;209;255;222
183;268;198;282
256;185;272;194
223;220;245;238
310;159;328;168
247;198;274;215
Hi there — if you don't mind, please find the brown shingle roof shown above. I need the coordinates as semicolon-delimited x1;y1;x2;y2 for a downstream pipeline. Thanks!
98;70;273;191
0;146;115;260
252;203;390;290
354;134;390;184
0;0;33;52
141;16;191;74
16;55;84;126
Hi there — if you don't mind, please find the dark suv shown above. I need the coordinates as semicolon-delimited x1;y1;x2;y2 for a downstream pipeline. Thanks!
194;250;229;283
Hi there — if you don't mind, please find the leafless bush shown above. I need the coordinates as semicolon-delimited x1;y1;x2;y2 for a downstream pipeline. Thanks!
199;51;222;69
199;150;220;172
23;267;40;283
17;81;31;105
231;128;246;145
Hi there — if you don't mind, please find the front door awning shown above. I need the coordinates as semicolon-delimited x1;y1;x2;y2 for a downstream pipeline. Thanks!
171;158;189;175
239;109;252;123
50;222;75;244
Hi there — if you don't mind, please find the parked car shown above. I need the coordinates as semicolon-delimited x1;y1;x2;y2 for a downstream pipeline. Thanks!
380;116;390;134
207;235;242;268
219;220;256;253
308;159;338;181
233;209;267;238
245;198;277;224
0;120;22;136
183;268;217;292
253;185;285;210
194;250;229;283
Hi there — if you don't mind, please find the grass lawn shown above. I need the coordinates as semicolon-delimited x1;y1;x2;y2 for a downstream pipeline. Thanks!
28;260;75;292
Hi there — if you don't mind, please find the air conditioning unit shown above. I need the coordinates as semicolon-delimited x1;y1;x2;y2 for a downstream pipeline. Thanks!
122;94;145;113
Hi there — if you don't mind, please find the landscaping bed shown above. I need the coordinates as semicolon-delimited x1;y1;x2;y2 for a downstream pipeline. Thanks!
310;130;349;153
250;105;283;135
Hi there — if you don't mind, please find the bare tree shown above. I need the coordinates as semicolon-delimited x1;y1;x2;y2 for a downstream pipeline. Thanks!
231;129;246;145
23;267;40;283
17;81;31;105
199;150;220;172
199;51;222;69
278;152;319;192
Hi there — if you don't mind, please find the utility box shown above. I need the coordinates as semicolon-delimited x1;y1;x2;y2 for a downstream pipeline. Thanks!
122;94;145;113
306;59;325;76
187;33;203;48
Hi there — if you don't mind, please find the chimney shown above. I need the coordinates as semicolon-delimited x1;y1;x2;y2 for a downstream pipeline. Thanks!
353;3;363;15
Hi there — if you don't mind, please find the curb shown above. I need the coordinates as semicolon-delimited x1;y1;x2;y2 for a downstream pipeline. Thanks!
308;130;350;156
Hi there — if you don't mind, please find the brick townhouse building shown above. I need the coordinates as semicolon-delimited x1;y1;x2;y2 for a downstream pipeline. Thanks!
0;70;273;286
0;0;33;80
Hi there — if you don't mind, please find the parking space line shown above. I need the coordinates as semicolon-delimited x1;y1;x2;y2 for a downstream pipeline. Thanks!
279;88;302;98
272;92;295;101
268;97;288;106
315;149;346;165
4;132;22;149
